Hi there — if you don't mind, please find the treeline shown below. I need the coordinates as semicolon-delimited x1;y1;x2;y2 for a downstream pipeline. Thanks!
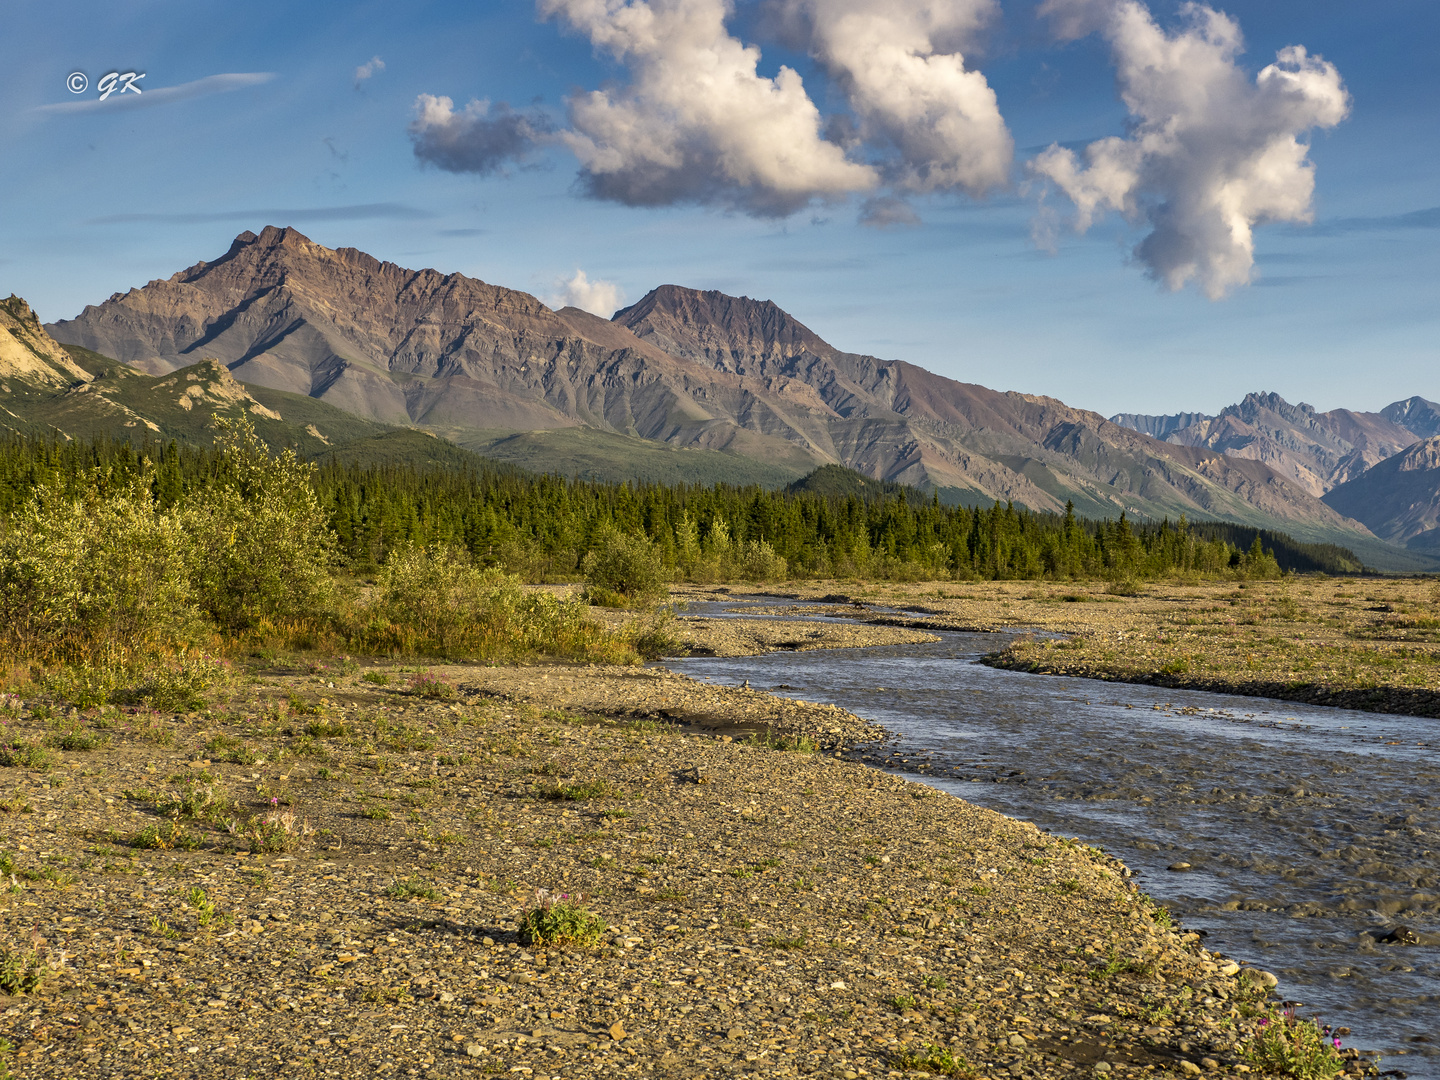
0;434;1363;582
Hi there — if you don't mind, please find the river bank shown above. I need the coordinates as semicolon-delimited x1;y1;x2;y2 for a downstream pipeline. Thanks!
0;650;1315;1080
676;578;1440;719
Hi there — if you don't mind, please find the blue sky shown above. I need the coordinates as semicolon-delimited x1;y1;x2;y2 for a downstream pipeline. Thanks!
1;0;1435;417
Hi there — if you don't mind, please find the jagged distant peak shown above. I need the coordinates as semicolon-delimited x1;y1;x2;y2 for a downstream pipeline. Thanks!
1108;411;1214;439
1230;390;1317;418
614;284;834;361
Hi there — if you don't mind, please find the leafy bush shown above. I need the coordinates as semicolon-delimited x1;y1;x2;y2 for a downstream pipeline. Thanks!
517;889;604;948
582;526;669;606
891;1044;974;1077
1241;1011;1345;1080
406;672;455;700
0;944;49;995
385;876;440;901
0;470;200;660
355;544;633;662
0;740;55;771
182;419;336;632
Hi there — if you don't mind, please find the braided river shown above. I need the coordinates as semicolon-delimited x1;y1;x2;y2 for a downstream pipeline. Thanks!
667;603;1440;1076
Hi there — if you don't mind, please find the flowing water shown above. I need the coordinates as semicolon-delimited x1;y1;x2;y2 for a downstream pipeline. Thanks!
666;602;1440;1075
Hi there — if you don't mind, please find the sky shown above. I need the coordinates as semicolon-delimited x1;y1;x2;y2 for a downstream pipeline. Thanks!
1;0;1435;418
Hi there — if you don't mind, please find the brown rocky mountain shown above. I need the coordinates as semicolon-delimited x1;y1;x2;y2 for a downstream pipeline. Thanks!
1113;392;1437;496
1;295;93;387
1323;437;1440;550
46;226;1367;538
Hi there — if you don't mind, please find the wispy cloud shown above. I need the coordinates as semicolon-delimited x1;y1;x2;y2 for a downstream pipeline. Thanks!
35;72;275;115
85;203;432;225
354;56;385;89
1304;206;1440;236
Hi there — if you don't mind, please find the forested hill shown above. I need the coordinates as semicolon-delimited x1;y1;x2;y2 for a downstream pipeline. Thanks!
0;438;1364;581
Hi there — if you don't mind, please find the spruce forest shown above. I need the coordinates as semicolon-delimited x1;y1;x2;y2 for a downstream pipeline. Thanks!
0;436;1362;585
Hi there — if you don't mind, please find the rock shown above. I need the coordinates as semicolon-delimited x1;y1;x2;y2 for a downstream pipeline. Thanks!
1180;1061;1202;1075
1009;1034;1028;1048
1201;1058;1220;1071
1167;862;1192;872
609;1022;627;1041
1217;961;1240;976
1378;926;1419;945
464;1043;483;1058
727;1027;744;1041
1094;1062;1112;1073
1239;968;1278;990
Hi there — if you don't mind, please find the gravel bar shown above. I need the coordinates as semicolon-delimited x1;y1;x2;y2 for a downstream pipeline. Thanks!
0;652;1319;1080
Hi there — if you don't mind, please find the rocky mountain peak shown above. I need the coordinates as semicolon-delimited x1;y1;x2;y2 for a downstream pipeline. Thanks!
1381;396;1440;439
0;294;93;386
1396;436;1440;473
614;284;835;371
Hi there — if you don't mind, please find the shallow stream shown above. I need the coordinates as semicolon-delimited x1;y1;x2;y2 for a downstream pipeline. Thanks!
667;602;1440;1075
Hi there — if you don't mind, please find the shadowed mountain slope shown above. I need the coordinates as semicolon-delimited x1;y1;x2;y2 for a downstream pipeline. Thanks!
1324;437;1440;550
1114;393;1439;496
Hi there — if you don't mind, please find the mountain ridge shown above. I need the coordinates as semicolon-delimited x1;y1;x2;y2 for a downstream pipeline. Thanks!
40;226;1370;543
1113;392;1439;496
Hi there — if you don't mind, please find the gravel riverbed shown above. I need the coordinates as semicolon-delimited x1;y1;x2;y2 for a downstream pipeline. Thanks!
0;634;1339;1080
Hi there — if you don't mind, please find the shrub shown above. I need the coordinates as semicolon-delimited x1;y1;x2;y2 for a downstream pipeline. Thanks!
0;470;200;660
582;526;669;607
0;945;49;995
385;876;440;901
517;889;604;948
0;740;55;771
356;545;632;663
407;672;455;700
182;419;336;632
127;653;230;712
245;810;311;853
1241;1011;1345;1080
891;1044;974;1077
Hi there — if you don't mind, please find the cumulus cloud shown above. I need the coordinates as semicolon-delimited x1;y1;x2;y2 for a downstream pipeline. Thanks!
776;0;1012;196
549;270;626;316
539;0;877;216
409;96;554;175
1030;0;1349;298
354;56;385;88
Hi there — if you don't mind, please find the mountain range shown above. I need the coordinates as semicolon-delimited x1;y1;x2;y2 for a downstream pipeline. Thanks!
1112;394;1440;552
2;224;1434;568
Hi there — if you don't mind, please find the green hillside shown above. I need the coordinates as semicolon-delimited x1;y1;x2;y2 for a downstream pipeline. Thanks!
445;426;807;488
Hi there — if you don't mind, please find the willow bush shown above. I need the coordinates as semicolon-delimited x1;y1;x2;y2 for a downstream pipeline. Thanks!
350;543;633;663
0;421;639;690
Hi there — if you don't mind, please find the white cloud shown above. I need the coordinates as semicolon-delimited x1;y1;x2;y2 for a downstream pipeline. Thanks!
409;96;553;174
539;0;877;216
354;56;385;88
549;270;626;316
777;0;1012;196
1030;0;1349;298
